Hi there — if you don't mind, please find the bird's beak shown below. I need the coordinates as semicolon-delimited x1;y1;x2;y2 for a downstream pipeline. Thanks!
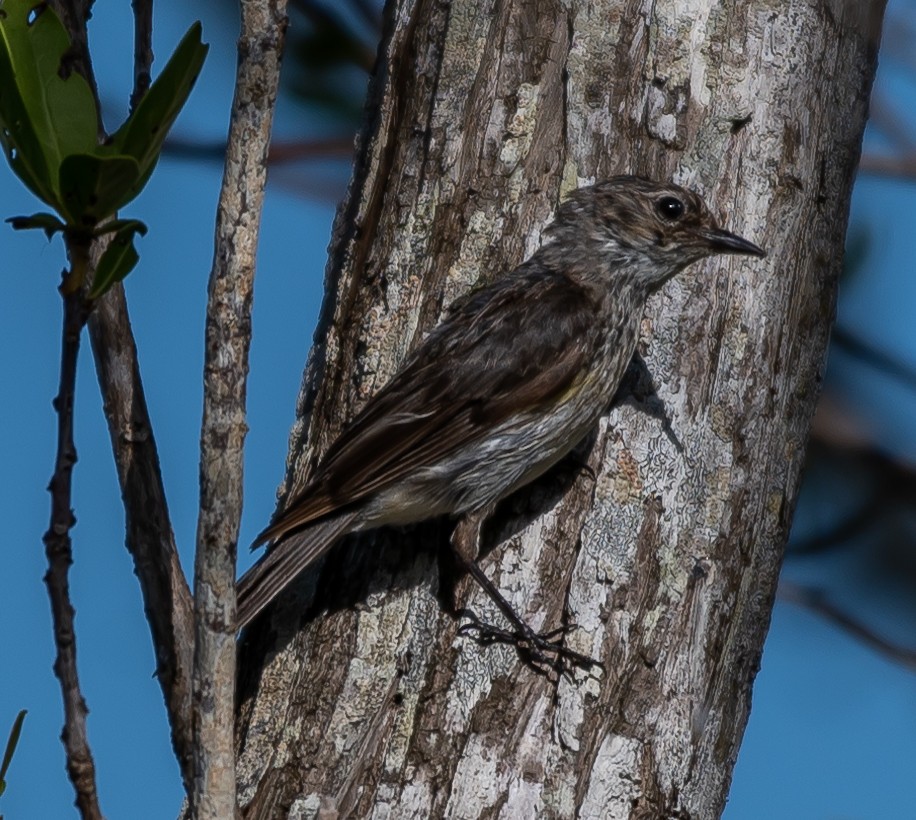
700;227;766;258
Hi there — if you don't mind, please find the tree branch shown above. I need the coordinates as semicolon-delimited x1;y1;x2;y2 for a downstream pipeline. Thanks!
161;135;354;165
44;241;103;820
129;0;154;114
833;327;916;392
780;582;916;670
858;153;916;181
191;0;289;814
86;286;195;790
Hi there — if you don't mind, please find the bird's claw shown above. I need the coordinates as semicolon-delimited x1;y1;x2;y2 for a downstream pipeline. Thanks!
457;613;603;679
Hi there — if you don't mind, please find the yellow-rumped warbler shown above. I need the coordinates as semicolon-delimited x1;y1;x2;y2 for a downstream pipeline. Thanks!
237;176;765;667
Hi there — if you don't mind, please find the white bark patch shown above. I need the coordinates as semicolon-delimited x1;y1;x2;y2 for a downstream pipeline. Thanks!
372;778;433;820
498;775;544;819
445;645;500;733
501;83;540;167
287;793;322;820
580;734;643;817
444;735;501;819
379;579;439;777
647;95;679;143
490;695;554;817
326;590;409;757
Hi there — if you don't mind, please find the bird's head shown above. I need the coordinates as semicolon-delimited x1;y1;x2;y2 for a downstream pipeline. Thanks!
544;176;766;290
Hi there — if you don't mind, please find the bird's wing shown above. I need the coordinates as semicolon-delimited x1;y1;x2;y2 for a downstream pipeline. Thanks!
254;266;599;545
237;511;359;627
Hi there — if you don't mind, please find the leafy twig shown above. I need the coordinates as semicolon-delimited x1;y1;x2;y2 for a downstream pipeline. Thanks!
5;0;205;799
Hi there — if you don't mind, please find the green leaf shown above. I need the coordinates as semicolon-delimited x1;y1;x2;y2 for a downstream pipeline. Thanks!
0;1;98;210
6;211;66;238
0;8;206;230
94;217;147;239
107;22;208;193
58;153;141;226
0;710;26;797
87;222;146;299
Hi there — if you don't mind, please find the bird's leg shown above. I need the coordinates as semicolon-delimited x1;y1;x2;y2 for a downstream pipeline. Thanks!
449;510;601;676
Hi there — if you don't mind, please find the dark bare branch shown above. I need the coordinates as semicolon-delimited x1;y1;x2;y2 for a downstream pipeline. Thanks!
86;287;195;790
129;0;154;113
161;135;354;165
833;327;916;391
44;244;103;820
858;153;916;180
780;582;916;670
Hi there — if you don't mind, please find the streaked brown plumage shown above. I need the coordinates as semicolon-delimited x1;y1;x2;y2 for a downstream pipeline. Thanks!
237;176;765;667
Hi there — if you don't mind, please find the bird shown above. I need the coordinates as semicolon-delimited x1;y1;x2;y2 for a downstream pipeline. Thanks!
236;176;765;669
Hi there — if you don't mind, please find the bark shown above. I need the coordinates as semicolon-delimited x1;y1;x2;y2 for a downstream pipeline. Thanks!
236;0;884;817
193;0;288;816
88;284;196;791
45;247;103;820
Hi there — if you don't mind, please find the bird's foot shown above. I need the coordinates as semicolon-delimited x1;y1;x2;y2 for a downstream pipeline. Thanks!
457;610;603;680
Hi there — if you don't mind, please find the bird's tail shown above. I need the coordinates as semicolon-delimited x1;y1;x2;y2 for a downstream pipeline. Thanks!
236;511;358;630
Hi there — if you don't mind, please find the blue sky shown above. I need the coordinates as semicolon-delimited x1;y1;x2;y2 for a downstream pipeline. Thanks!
2;2;915;818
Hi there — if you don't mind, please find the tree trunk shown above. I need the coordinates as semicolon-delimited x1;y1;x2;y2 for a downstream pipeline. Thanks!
235;0;883;817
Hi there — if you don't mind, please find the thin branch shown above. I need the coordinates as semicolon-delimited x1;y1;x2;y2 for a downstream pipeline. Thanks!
786;498;879;555
43;243;103;820
867;94;916;153
831;326;916;392
86;285;195;791
291;0;377;70
161;135;354;164
779;582;916;670
858;153;916;181
191;0;289;814
130;0;154;113
786;438;916;557
348;0;384;33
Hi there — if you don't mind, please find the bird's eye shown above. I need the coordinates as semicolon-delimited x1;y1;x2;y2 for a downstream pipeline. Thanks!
656;196;685;221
